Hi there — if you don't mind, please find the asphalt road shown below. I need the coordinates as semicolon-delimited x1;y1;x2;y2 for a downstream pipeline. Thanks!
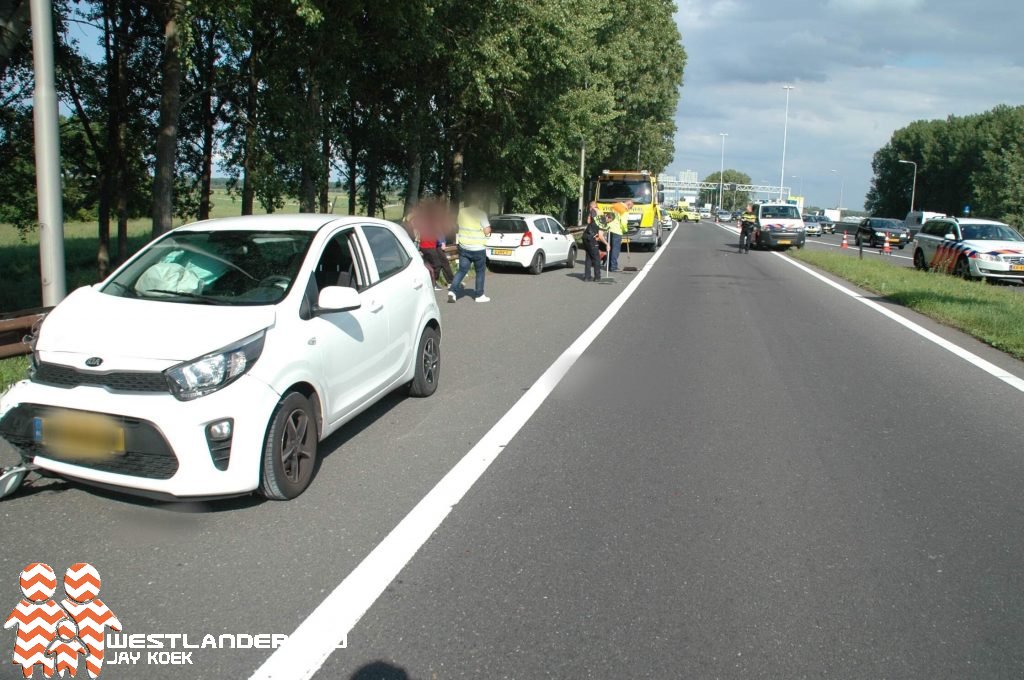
4;220;1024;679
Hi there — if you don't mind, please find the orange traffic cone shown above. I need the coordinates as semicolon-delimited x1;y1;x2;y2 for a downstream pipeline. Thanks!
883;237;892;255
841;231;849;249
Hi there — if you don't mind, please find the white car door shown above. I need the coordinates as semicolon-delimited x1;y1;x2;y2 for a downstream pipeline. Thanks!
358;223;422;384
532;217;556;265
545;218;572;261
307;227;391;426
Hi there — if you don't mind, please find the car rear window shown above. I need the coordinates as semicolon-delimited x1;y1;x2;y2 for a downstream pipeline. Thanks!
490;218;528;234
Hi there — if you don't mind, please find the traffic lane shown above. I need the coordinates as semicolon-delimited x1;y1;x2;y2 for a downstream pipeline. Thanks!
0;244;661;680
318;220;1024;678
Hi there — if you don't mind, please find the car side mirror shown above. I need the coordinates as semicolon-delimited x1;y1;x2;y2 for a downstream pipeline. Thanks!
657;191;665;204
944;233;956;241
316;286;361;314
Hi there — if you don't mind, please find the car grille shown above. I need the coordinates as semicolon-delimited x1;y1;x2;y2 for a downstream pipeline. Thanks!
0;404;179;480
33;362;169;393
1003;256;1024;265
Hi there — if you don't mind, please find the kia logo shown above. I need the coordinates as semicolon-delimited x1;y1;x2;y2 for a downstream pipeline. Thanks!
85;357;103;367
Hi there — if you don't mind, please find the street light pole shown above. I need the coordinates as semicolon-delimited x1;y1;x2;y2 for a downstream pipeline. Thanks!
779;85;794;200
718;132;728;210
831;169;844;211
898;159;917;213
791;175;802;197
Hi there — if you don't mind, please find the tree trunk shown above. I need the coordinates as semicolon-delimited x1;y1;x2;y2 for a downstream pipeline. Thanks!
114;0;130;262
347;152;358;215
450;137;465;207
151;0;186;238
365;145;378;218
198;24;217;221
319;128;330;213
241;44;258;215
403;149;421;217
298;77;320;213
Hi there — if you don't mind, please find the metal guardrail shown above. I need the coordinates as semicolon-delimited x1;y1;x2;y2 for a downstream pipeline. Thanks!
0;308;48;359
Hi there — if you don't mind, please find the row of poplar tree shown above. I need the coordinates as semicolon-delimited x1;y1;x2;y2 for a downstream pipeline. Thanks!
0;0;685;274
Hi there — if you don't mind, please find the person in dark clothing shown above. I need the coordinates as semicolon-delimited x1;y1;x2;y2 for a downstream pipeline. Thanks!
582;201;607;282
409;199;455;289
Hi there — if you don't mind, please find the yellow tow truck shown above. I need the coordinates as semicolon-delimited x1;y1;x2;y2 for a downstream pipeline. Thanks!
593;170;665;251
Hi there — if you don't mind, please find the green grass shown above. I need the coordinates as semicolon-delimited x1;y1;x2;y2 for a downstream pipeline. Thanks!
0;355;29;393
791;249;1024;360
0;189;404;312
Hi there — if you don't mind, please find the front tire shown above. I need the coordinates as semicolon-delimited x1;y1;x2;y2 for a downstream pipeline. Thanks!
954;256;973;280
260;392;318;500
409;326;440;397
529;251;545;275
913;249;929;271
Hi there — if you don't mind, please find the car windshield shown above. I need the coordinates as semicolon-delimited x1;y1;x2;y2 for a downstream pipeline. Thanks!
875;219;904;230
489;217;529;233
102;229;314;305
596;180;653;204
760;205;800;219
960;223;1024;241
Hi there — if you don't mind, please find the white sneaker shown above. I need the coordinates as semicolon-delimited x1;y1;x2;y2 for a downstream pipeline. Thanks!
447;291;456;303
434;284;444;291
475;295;491;303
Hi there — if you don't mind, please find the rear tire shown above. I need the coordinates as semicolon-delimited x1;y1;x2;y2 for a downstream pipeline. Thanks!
913;249;929;271
408;326;440;398
565;246;577;269
260;392;318;500
529;251;545;275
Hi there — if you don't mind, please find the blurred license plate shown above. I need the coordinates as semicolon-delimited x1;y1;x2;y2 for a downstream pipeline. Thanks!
1011;264;1024;272
777;239;791;245
888;237;901;242
33;413;125;461
491;249;513;256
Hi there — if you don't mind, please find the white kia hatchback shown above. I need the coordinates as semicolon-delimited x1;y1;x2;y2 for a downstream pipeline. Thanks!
0;215;441;500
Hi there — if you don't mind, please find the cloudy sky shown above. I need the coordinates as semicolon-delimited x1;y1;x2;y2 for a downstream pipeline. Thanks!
667;0;1024;212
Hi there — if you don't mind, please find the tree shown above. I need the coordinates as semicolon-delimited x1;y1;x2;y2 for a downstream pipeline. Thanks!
701;170;751;210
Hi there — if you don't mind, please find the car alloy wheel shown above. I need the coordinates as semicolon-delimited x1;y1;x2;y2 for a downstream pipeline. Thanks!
260;392;318;500
913;249;928;271
409;326;440;398
530;251;545;275
954;256;972;280
566;246;577;269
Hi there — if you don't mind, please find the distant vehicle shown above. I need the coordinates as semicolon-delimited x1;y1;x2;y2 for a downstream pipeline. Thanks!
913;217;1024;280
904;210;946;238
803;215;822;236
818;215;835;234
592;169;664;251
661;212;674;230
855;218;910;249
699;210;712;219
716;210;732;222
485;214;577;274
841;215;861;224
0;215;443;500
753;202;806;250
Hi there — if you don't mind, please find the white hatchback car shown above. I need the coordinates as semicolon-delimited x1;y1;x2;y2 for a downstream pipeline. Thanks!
0;215;441;500
485;214;578;274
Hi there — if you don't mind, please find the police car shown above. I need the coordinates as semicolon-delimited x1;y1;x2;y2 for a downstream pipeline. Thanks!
912;217;1024;281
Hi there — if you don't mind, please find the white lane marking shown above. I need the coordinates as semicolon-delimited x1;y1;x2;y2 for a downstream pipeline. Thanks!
249;226;681;680
806;236;912;261
709;222;1024;393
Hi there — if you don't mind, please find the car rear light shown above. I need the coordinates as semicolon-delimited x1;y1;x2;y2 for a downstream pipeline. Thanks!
521;232;533;247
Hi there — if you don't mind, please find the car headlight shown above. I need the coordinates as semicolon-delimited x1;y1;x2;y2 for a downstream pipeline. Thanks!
875;231;885;237
974;253;999;262
165;330;266;401
640;229;653;236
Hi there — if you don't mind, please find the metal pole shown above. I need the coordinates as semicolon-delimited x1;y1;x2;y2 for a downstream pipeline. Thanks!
30;0;66;305
718;133;727;210
577;141;586;226
780;85;794;200
899;159;917;213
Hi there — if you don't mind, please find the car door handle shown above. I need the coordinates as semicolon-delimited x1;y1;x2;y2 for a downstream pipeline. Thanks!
412;277;424;290
368;300;383;313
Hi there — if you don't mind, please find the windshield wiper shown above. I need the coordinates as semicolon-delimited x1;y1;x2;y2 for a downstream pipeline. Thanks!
138;289;226;304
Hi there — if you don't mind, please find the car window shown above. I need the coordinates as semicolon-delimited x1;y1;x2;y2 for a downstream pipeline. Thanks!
490;217;528;234
534;219;552;234
960;223;1024;241
545;218;564;234
362;225;411;280
314;229;364;292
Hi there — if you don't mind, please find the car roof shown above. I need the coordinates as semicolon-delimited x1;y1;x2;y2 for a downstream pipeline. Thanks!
945;217;1010;226
173;214;375;233
493;213;553;220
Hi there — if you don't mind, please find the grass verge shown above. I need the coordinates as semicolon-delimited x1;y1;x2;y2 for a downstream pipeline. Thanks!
791;249;1024;360
0;355;29;393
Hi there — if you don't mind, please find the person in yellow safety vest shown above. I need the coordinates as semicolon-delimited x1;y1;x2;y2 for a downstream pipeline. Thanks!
606;199;632;272
739;203;757;253
448;190;492;303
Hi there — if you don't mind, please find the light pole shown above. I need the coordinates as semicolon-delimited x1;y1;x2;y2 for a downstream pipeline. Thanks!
718;132;728;209
779;85;794;200
831;169;844;211
898;159;917;213
791;175;802;197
